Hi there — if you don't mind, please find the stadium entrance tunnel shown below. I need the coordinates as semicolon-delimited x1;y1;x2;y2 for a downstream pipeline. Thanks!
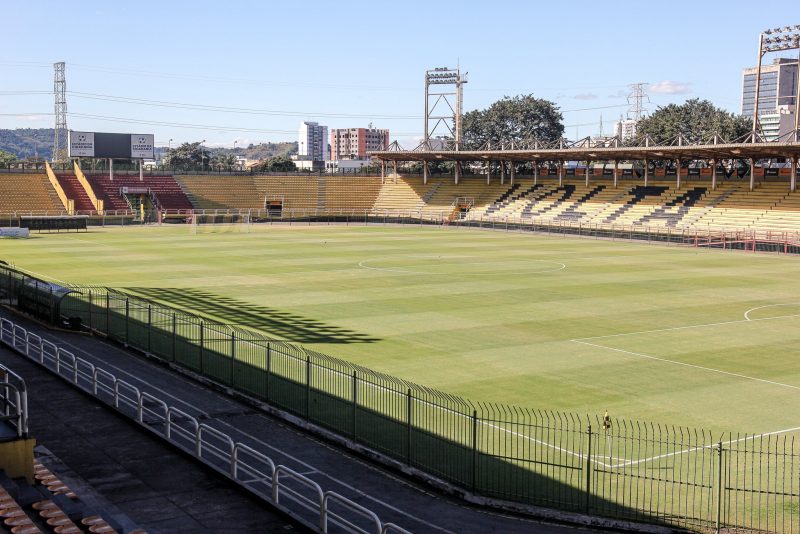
13;278;78;327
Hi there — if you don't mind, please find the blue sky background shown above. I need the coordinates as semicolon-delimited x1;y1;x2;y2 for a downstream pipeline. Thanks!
1;0;797;148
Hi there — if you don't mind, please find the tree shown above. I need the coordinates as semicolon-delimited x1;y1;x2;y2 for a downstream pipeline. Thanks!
462;94;564;149
634;99;751;145
210;154;237;171
163;142;209;168
0;149;16;167
252;155;297;172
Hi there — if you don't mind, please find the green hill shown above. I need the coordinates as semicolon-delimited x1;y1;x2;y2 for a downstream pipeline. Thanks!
0;128;297;163
0;128;54;160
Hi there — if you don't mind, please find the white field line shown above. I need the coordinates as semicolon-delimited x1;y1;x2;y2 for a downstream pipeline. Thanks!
356;258;566;276
573;310;800;342
571;339;800;392
569;304;800;466
608;425;800;469
743;303;800;321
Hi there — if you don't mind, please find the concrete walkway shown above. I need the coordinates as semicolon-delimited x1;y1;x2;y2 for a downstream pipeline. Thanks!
0;345;306;534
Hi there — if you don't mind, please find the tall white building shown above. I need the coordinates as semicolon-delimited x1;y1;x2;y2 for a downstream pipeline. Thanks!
298;121;329;162
614;118;638;141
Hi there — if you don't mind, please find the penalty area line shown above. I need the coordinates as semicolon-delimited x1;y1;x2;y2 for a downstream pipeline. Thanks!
573;311;800;342
609;425;800;469
571;339;800;392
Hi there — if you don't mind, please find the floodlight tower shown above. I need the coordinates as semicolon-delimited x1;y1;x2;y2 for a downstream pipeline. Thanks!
424;67;467;184
53;62;68;162
752;25;800;141
424;67;467;150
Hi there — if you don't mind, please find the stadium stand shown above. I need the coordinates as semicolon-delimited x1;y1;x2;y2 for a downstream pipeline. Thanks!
323;175;382;211
5;169;800;235
174;175;262;209
420;177;514;219
0;174;64;213
53;173;94;213
371;177;429;212
85;174;193;211
253;175;320;211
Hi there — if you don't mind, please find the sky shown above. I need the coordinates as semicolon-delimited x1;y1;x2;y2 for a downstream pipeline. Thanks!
1;0;798;151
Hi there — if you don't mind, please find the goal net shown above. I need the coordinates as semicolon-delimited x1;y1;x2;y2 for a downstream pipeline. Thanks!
189;212;252;235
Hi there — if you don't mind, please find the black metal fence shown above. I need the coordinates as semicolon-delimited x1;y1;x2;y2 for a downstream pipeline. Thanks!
0;265;798;533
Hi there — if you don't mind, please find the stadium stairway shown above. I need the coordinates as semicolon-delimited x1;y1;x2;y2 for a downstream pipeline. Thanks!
601;185;669;224
554;185;607;222
54;173;94;212
636;187;707;228
371;178;428;213
0;460;144;534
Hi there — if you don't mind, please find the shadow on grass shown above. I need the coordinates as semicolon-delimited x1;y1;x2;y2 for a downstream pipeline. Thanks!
122;287;380;345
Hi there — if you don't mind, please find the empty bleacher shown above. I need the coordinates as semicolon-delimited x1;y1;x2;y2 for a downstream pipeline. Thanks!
174;175;262;209
253;175;320;212
86;174;193;211
422;177;513;219
0;174;64;214
5;167;800;235
371;177;429;213
53;173;94;213
323;176;382;211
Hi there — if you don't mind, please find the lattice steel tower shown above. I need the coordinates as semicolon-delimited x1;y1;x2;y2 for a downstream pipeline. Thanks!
424;67;467;150
627;83;649;121
53;62;68;162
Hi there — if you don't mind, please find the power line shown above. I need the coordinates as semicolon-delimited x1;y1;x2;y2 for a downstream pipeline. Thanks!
67;62;416;92
68;112;423;136
0;91;52;95
67;91;422;120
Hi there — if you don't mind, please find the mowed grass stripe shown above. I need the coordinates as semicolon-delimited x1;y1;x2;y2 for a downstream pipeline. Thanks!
3;224;800;434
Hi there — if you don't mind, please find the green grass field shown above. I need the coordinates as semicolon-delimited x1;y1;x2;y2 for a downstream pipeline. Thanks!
4;223;800;437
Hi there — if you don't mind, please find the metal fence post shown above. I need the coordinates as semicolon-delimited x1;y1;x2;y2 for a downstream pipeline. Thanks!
172;312;177;362
147;304;152;353
472;409;478;493
305;355;311;420
585;423;592;513
265;342;271;400
230;333;236;386
407;388;412;465
125;297;130;345
352;371;357;440
87;290;93;331
716;441;723;534
105;292;110;334
199;321;204;373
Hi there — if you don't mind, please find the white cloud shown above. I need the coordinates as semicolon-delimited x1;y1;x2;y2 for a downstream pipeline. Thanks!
607;89;628;99
648;80;691;95
573;92;598;101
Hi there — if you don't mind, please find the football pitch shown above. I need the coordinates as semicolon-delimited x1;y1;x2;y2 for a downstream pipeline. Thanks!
3;223;800;437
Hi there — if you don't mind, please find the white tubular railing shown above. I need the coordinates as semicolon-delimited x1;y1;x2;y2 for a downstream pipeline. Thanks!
322;491;381;534
0;364;28;438
0;317;413;533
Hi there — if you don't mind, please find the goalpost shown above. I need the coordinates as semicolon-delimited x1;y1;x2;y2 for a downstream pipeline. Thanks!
189;211;252;235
